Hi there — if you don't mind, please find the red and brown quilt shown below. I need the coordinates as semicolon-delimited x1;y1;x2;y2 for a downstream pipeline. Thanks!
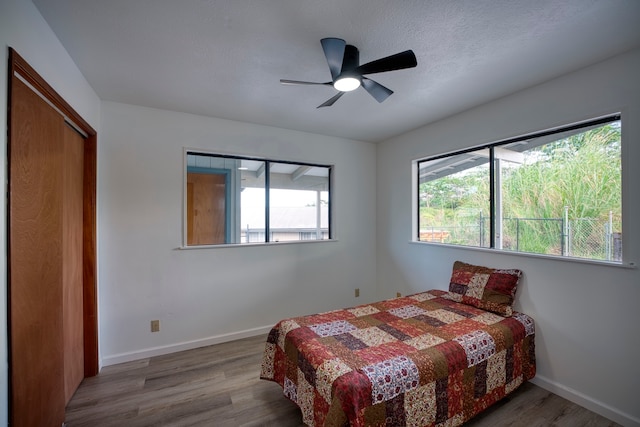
260;289;535;426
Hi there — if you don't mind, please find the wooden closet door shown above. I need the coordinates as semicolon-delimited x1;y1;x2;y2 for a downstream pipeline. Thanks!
8;48;98;426
9;76;66;426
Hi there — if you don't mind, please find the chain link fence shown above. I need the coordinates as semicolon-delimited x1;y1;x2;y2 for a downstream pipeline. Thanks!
420;211;621;262
567;218;622;261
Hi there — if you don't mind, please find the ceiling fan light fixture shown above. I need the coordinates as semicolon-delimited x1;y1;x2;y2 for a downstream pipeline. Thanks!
333;76;361;92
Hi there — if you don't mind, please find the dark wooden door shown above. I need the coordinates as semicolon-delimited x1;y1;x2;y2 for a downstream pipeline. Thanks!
8;67;92;427
187;172;226;244
9;75;68;426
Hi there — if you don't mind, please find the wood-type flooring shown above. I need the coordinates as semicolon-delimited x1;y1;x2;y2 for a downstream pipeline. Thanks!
65;334;620;426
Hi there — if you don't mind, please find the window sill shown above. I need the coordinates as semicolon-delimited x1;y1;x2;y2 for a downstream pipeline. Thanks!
409;240;636;269
176;239;338;250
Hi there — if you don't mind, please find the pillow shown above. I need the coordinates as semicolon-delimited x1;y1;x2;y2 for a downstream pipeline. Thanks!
446;261;522;316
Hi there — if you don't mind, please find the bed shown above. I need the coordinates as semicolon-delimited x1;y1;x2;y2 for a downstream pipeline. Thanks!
260;261;536;426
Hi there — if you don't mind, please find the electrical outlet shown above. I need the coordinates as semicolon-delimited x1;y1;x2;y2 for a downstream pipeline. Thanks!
151;320;160;332
355;288;360;298
396;292;402;297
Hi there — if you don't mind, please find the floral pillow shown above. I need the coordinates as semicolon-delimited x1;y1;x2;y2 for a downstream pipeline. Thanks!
445;261;522;316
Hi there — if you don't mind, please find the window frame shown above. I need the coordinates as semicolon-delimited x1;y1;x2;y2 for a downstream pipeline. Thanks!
183;149;333;247
413;113;623;264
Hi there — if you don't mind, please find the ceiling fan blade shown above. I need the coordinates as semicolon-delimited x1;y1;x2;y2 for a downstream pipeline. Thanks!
341;45;359;73
355;50;417;76
321;38;346;80
317;92;345;108
280;79;332;86
361;78;393;103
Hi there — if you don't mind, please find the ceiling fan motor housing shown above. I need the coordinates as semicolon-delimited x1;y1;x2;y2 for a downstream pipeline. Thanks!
334;45;361;91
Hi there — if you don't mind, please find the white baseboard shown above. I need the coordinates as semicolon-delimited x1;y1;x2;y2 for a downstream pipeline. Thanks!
531;375;640;427
101;324;273;367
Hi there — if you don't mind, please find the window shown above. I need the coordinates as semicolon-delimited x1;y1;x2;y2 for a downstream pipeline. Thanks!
415;115;622;262
185;152;331;246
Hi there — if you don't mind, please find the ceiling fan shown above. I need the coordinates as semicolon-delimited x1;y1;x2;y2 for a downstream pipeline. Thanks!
280;37;417;108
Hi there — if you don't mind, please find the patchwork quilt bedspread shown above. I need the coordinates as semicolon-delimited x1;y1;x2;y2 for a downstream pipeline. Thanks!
260;289;535;427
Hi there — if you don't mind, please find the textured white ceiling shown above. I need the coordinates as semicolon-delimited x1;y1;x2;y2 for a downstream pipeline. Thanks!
32;0;640;142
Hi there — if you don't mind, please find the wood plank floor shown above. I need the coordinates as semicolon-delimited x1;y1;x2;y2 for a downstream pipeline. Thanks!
65;334;620;426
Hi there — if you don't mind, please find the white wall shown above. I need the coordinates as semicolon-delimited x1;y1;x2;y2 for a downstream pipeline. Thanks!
98;101;377;364
0;0;101;423
377;48;640;427
2;2;638;426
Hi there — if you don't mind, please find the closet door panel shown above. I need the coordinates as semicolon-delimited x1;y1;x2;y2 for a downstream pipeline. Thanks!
9;76;66;426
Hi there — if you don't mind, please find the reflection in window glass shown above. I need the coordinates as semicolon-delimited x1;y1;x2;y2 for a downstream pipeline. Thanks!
186;152;331;246
416;117;622;262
